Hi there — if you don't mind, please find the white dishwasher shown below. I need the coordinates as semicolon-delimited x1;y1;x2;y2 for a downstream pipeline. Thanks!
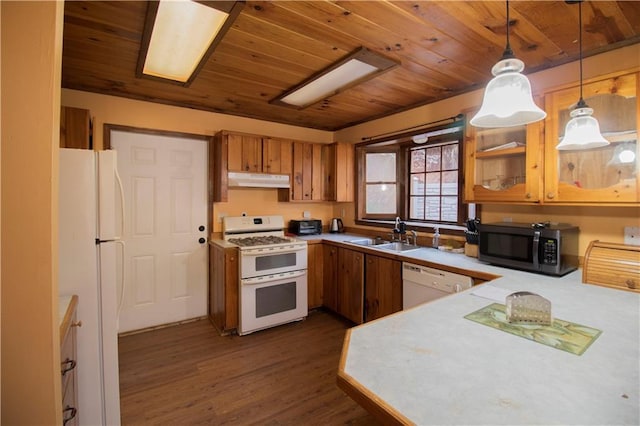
402;262;473;309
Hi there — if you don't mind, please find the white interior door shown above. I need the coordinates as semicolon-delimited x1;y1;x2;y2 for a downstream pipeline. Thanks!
111;130;208;333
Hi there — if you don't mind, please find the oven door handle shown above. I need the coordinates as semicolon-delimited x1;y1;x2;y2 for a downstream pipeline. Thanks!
241;245;307;256
242;269;307;285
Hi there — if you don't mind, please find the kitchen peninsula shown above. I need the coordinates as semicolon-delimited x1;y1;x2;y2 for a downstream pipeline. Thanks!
337;265;640;425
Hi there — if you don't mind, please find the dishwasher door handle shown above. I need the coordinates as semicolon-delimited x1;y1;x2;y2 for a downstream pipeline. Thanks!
419;268;445;277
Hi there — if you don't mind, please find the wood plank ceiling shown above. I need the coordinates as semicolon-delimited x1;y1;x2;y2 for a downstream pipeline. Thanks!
62;1;640;131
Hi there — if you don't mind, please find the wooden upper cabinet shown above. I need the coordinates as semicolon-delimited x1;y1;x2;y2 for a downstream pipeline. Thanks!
280;141;323;202
464;106;543;204
213;131;294;202
227;133;263;172
323;142;354;202
263;137;293;175
226;133;293;174
213;130;356;204
543;70;639;204
60;107;91;149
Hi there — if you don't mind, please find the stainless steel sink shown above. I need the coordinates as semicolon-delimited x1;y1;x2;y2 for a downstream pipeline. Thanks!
376;242;422;252
347;238;390;246
347;238;422;252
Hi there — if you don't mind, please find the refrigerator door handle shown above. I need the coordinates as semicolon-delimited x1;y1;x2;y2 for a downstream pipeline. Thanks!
114;167;126;240
115;239;126;321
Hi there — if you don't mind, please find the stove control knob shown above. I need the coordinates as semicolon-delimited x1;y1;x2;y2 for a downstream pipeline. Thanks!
198;238;206;244
199;225;205;232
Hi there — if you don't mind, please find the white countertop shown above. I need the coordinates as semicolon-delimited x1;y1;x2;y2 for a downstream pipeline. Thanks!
319;233;640;425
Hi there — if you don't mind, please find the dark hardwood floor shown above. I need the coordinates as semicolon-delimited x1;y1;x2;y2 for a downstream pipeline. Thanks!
118;310;381;425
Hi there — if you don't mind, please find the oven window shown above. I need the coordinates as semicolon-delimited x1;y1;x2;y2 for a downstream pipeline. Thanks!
255;253;296;271
484;233;533;261
255;281;297;318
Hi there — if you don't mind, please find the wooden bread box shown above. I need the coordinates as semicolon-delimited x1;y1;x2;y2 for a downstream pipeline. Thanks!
583;241;640;293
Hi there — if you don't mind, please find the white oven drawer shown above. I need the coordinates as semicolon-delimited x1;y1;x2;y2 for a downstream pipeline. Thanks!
239;270;308;335
240;244;307;278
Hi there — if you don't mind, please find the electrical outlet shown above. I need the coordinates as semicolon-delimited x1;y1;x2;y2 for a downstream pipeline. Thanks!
341;208;346;218
303;211;311;219
624;226;640;246
503;217;513;222
218;212;227;222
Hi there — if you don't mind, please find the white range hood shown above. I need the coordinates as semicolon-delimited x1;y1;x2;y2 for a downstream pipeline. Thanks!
228;171;290;189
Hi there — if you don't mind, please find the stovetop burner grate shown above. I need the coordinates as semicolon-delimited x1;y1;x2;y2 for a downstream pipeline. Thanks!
227;235;293;247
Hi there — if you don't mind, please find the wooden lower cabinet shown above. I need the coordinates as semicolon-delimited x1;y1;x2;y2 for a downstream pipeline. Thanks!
323;244;400;324
323;244;365;323
322;244;339;312
209;243;239;333
337;247;365;324
364;254;402;322
307;243;324;309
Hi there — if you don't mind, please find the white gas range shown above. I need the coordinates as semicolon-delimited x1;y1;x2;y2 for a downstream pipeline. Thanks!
222;215;308;335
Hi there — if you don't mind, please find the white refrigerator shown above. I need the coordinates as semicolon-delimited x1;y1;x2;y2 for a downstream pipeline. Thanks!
59;148;123;426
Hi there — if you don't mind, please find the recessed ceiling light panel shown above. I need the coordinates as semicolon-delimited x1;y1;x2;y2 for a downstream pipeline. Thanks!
137;0;244;86
272;47;399;109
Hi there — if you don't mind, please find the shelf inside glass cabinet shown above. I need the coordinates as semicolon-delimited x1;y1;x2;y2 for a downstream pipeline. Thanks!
473;125;527;191
475;145;526;159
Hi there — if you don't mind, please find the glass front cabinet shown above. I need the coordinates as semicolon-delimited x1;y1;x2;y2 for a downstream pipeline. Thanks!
464;110;543;203
544;70;639;204
464;70;639;206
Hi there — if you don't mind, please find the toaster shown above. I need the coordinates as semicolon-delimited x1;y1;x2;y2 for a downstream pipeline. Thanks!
288;219;322;235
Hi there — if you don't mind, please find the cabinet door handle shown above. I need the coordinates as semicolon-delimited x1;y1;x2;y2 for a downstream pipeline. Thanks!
63;406;77;426
61;358;77;376
626;279;637;289
546;192;555;199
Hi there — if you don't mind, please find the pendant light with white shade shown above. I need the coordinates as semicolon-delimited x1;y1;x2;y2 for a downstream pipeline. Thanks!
470;0;546;128
556;1;609;150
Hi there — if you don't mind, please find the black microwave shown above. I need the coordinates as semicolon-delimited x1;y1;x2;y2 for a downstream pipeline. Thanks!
477;222;579;276
288;219;322;236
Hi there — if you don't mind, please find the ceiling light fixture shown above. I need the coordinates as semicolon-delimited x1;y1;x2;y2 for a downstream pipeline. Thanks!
137;0;244;85
556;1;609;150
470;0;546;128
412;134;429;144
271;47;399;109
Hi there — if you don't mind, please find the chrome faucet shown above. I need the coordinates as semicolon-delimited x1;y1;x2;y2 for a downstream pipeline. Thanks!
409;230;418;246
392;217;405;241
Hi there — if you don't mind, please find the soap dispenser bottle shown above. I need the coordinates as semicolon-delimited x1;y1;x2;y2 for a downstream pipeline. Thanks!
432;227;440;248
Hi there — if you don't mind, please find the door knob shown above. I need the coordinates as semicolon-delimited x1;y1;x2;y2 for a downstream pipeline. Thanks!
198;237;206;244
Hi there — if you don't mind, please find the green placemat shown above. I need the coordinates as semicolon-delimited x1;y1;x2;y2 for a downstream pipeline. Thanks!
464;303;602;356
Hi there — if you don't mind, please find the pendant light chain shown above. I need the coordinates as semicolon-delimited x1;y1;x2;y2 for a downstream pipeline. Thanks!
504;0;513;58
578;0;585;106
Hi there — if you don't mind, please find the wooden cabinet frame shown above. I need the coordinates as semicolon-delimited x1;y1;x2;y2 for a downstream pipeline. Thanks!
464;106;544;204
543;69;639;205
